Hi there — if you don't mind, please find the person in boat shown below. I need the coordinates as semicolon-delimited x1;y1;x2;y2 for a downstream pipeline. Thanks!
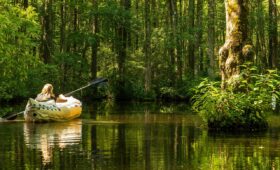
36;84;67;103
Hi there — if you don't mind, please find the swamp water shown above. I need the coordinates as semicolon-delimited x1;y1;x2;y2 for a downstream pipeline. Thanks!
0;102;280;170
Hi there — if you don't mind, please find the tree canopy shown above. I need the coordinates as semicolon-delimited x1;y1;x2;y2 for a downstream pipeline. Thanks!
0;0;279;102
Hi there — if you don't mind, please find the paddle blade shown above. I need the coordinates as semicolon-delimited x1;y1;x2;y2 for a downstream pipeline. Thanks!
64;78;108;97
88;78;108;85
1;111;23;120
4;114;18;120
2;113;18;120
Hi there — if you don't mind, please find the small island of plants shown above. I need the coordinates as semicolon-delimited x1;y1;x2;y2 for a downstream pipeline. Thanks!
192;63;280;131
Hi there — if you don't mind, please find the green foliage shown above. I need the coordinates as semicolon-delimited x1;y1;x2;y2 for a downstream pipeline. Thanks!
1;0;277;103
0;2;40;101
159;87;178;99
192;63;280;131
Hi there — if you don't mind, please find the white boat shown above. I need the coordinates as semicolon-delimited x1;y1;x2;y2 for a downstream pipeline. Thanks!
24;97;82;122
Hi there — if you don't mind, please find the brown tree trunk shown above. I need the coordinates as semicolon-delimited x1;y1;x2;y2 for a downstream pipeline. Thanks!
207;0;216;78
219;0;253;89
256;0;267;69
60;0;66;53
167;0;176;86
176;0;183;83
175;0;184;86
73;2;78;52
144;0;151;92
40;0;53;64
268;0;278;68
188;0;195;77
196;0;204;75
135;0;139;50
23;0;28;8
115;0;130;98
91;0;99;80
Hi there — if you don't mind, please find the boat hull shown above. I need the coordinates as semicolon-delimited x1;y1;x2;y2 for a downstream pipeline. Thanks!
24;97;82;122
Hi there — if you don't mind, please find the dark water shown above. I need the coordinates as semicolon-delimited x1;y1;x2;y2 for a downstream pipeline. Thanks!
0;101;280;170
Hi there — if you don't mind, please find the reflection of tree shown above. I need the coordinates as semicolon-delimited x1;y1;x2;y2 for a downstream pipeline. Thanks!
3;102;280;169
23;120;82;165
116;124;127;169
144;110;151;170
191;131;280;169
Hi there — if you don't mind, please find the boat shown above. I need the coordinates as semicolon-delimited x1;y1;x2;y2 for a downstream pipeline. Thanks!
24;96;82;122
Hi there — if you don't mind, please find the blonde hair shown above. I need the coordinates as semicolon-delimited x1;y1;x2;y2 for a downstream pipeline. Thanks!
41;83;55;98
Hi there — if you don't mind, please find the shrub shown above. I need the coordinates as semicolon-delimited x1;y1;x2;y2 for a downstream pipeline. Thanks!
192;63;280;131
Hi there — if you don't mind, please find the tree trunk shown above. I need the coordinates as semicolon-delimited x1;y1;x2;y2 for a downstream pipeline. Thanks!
168;0;176;86
144;0;151;92
40;0;53;64
135;0;139;50
196;0;204;75
256;0;267;69
219;0;253;89
116;0;130;98
23;0;28;8
73;2;78;52
268;0;278;68
207;0;216;78
91;0;99;80
60;0;66;53
188;0;195;77
176;0;183;83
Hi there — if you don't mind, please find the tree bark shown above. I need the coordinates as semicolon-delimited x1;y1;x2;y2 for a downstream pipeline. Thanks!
115;0;130;98
207;0;216;78
167;0;177;86
40;0;53;64
73;2;78;52
176;0;183;83
219;0;253;89
188;0;195;77
60;0;66;53
268;0;278;68
91;0;99;80
144;0;151;92
135;0;139;50
255;0;267;69
23;0;28;8
196;0;204;75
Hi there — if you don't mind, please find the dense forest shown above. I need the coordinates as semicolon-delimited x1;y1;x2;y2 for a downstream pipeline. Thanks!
0;0;279;102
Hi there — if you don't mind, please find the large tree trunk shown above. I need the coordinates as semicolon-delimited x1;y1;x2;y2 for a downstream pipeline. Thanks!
219;0;253;89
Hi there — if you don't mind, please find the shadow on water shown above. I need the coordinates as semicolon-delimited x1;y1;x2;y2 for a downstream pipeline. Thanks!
0;101;280;169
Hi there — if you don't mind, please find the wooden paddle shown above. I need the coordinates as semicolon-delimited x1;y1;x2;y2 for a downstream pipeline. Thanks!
1;77;108;120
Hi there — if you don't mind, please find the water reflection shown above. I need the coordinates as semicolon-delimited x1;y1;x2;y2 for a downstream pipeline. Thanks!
23;120;82;165
1;102;280;169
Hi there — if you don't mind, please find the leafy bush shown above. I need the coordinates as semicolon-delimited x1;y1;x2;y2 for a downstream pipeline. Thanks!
0;2;40;101
192;63;280;131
